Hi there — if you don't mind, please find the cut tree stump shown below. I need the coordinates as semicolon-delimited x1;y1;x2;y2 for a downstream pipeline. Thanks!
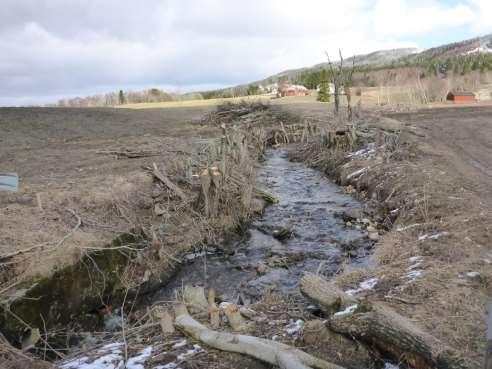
173;304;345;369
300;273;357;315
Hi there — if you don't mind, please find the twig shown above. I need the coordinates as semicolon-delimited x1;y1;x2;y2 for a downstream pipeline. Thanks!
148;163;187;201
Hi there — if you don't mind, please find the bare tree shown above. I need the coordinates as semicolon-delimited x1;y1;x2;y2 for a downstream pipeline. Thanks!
325;49;356;120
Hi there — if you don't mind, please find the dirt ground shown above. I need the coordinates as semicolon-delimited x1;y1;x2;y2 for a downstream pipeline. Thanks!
385;105;492;205
282;101;492;366
1;101;491;368
0;106;218;281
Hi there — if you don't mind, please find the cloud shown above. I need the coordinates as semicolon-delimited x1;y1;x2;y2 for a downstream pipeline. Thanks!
0;0;489;105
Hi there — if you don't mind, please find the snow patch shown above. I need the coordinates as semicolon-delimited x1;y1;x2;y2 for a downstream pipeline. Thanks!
384;363;400;369
176;344;203;361
126;346;153;369
154;344;204;369
396;223;421;232
345;277;379;296
347;167;368;180
219;302;232;310
408;256;423;270
61;344;153;369
465;45;492;54
418;232;448;241
172;339;187;349
334;304;358;317
404;270;423;283
346;144;376;160
285;319;304;336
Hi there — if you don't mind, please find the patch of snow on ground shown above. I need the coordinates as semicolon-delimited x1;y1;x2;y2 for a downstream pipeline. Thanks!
418;232;448;241
347;167;368;180
408;256;423;270
61;343;153;369
176;345;203;361
345;277;379;296
172;339;187;349
384;363;400;369
396;223;421;232
405;270;423;283
126;347;153;369
334;304;358;317
154;344;204;369
285;319;304;336
219;302;232;310
346;143;376;160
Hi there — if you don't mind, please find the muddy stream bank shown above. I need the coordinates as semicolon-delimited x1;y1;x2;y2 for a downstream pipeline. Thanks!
152;148;373;304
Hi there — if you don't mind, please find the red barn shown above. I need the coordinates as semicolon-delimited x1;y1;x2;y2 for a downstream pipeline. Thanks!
446;92;476;103
278;85;309;97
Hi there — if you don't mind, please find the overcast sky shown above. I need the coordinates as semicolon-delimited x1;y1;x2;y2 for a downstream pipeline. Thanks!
1;0;491;106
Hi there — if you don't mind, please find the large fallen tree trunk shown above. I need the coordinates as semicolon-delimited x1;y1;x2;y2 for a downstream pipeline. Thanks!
173;304;345;369
301;274;469;369
328;303;469;369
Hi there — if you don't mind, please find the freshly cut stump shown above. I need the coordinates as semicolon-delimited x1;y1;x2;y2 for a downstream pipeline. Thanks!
300;273;357;314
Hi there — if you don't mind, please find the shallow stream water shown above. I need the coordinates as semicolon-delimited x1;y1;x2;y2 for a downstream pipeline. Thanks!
153;148;371;303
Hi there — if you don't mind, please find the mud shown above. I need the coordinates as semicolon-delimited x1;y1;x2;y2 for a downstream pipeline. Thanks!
153;148;373;303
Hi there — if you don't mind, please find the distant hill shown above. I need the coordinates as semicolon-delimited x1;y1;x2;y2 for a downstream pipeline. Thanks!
256;48;419;85
253;34;492;87
401;33;492;63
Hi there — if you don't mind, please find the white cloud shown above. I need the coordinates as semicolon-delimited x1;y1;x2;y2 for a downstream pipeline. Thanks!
0;0;489;105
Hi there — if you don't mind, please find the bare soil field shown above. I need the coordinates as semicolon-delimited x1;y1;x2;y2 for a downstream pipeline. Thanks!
1;101;491;369
385;105;492;204
0;106;219;281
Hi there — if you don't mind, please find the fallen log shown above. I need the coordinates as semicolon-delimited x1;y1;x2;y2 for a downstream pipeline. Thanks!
301;274;469;369
328;303;468;369
300;273;357;315
173;304;345;369
149;162;187;201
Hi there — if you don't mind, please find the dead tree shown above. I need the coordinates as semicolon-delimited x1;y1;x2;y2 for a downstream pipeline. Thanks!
344;54;356;121
325;50;356;120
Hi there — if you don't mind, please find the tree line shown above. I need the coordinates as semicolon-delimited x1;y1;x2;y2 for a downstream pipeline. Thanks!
55;52;492;107
56;88;205;107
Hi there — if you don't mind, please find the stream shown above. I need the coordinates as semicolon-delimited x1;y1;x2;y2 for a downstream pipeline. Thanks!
152;148;372;303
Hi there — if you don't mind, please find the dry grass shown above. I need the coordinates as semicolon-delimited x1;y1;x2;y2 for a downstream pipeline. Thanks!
118;95;271;109
288;106;490;365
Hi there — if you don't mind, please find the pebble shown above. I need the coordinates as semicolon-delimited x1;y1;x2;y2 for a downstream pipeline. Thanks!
368;232;379;241
466;271;480;280
346;221;352;228
366;225;376;233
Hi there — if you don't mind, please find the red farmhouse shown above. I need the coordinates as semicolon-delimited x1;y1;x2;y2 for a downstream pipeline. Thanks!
446;91;476;103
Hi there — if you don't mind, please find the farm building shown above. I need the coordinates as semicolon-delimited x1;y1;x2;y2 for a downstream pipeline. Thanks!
278;85;309;97
446;91;476;103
